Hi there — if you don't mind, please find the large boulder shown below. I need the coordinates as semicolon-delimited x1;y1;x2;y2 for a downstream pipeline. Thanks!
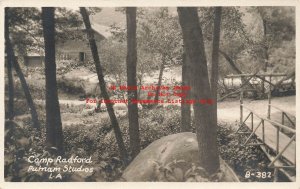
121;132;239;182
57;68;100;97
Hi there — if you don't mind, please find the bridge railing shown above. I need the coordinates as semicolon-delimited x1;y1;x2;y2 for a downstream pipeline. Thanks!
268;104;295;128
235;88;296;181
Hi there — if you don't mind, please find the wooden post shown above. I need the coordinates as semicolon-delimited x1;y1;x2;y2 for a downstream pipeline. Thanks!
251;112;253;131
282;112;285;125
268;76;272;119
240;76;244;126
269;135;296;167
276;126;279;154
294;130;296;165
273;168;278;182
281;112;285;132
240;87;244;126
262;119;265;143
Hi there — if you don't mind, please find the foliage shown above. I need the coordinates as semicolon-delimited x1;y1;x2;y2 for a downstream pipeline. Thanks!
56;60;85;75
107;8;183;93
152;159;211;181
198;7;295;78
6;7;42;55
217;125;273;182
247;7;295;45
243;7;295;73
6;7;84;57
198;7;249;77
100;39;127;84
138;8;182;64
6;100;279;182
5;120;46;181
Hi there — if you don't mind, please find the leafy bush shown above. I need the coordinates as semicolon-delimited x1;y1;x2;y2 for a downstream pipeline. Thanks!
138;105;181;148
5;120;47;181
151;159;215;182
217;125;274;182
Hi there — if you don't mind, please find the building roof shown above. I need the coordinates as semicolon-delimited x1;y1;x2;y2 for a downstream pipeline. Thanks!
91;23;112;39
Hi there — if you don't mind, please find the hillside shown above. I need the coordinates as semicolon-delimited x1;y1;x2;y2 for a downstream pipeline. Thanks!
91;7;125;27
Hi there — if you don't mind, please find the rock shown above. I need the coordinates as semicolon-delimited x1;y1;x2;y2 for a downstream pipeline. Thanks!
121;132;239;182
58;68;100;97
81;108;95;116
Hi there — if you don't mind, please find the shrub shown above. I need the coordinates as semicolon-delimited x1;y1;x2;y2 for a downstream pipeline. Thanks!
217;125;274;182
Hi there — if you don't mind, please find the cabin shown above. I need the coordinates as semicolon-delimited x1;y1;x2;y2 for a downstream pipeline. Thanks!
23;52;45;67
5;52;44;68
56;23;112;63
6;23;111;67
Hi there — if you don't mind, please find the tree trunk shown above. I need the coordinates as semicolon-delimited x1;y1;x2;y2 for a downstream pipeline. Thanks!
5;13;14;120
180;52;191;132
262;19;269;72
261;18;269;94
210;7;222;125
154;56;165;101
80;7;128;163
6;56;14;120
5;8;40;129
42;8;64;154
137;75;143;100
219;50;242;75
126;7;140;158
178;7;220;174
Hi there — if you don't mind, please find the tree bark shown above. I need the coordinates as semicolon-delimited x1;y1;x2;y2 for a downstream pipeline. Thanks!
80;7;128;163
5;12;14;120
154;56;166;102
42;7;64;154
219;50;242;75
178;7;220;174
261;18;269;94
5;8;40;129
6;55;14;120
126;7;140;158
180;52;191;132
262;19;269;72
210;7;222;126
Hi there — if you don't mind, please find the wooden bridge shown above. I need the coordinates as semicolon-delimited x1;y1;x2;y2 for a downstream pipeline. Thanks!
227;73;296;182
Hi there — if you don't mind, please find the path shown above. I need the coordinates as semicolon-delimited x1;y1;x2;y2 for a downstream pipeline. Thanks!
218;96;295;165
217;96;295;125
